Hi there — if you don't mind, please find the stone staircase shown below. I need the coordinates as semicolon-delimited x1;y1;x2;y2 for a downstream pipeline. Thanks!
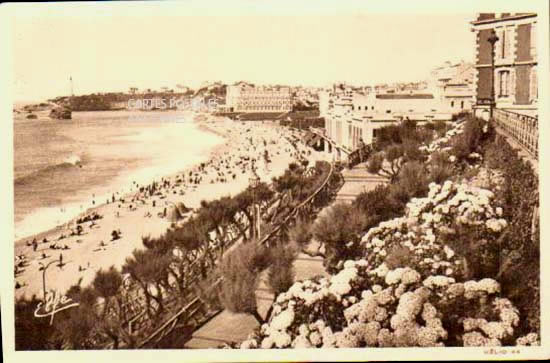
335;163;388;203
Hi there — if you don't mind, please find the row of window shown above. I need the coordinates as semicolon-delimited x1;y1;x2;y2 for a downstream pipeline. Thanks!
238;93;291;97
237;102;291;106
352;105;375;111
236;106;291;111
450;100;467;109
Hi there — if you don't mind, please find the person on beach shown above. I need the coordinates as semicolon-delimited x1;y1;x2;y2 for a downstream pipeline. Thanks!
59;253;63;267
32;239;38;252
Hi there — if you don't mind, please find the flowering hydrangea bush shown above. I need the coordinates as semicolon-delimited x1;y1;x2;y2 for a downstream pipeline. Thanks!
419;122;464;155
238;261;535;348
360;180;507;279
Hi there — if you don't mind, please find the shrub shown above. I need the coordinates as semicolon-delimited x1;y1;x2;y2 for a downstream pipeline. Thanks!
218;243;264;323
312;203;367;273
451;115;495;161
239;261;533;348
389;161;429;207
428;151;455;184
268;243;296;295
483;137;539;336
374;125;403;149
353;184;399;231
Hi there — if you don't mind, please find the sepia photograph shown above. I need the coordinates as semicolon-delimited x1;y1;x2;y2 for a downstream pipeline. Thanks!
0;0;548;361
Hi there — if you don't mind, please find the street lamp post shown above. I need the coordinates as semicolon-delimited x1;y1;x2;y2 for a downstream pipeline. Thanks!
248;170;261;241
39;260;59;302
488;29;499;120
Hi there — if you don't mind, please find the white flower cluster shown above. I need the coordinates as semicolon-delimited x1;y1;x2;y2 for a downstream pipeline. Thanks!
361;180;507;278
467;167;505;190
516;333;540;346
239;263;531;348
462;297;520;346
419;122;464;155
241;260;370;349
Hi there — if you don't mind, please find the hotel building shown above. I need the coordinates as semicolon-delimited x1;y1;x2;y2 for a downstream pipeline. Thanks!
225;82;292;113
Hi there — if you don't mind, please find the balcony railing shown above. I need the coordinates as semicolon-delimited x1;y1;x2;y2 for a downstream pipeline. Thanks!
493;108;538;159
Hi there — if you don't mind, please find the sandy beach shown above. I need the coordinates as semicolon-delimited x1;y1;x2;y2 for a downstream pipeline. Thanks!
14;116;328;300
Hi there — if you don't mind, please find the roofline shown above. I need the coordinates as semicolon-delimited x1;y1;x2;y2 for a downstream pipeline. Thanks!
470;13;536;26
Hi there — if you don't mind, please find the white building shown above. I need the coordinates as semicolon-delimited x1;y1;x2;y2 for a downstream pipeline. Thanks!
225;82;292;113
323;89;452;154
430;61;476;112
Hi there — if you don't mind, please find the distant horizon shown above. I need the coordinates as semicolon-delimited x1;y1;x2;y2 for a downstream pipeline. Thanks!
11;10;475;102
14;66;471;105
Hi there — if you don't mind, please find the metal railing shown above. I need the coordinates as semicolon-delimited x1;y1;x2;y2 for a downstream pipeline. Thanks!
258;161;335;247
493;108;538;159
347;144;374;169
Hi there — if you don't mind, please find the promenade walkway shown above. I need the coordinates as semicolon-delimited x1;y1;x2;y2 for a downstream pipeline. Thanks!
184;244;327;348
336;162;388;203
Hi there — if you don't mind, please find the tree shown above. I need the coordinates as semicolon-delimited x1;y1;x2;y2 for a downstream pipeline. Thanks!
199;197;237;257
90;267;135;349
123;249;171;318
56;302;96;349
367;145;404;182
312;203;367;273
289;218;313;249
234;189;256;240
93;266;122;308
15;296;59;350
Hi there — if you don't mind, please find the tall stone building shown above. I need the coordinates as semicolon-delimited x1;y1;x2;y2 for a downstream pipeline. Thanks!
225;82;292;113
471;13;538;118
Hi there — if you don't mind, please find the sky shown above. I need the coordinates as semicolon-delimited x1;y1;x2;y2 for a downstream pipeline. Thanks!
10;4;476;102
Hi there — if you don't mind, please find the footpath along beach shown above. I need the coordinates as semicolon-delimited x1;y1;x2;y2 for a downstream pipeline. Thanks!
14;116;326;300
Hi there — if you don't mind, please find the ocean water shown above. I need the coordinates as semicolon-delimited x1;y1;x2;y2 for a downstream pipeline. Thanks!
14;110;223;241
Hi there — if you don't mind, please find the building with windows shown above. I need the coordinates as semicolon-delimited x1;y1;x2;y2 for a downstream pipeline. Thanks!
471;13;537;119
225;82;292;113
322;87;452;156
430;60;475;112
